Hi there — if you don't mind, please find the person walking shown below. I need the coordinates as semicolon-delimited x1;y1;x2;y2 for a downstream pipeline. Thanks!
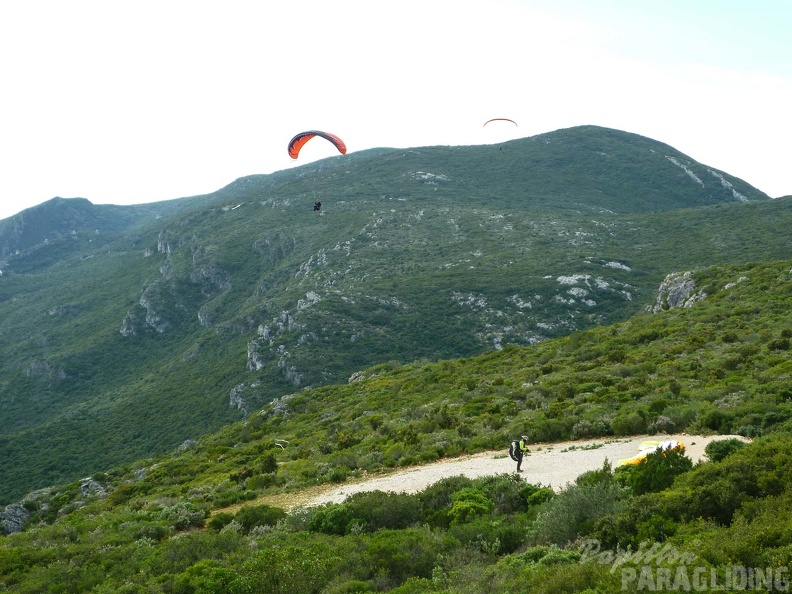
517;435;530;472
511;435;530;472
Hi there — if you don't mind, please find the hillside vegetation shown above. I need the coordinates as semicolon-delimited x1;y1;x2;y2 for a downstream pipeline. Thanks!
0;259;790;593
0;125;789;504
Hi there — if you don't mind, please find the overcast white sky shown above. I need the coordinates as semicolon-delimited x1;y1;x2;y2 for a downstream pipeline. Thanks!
1;0;790;220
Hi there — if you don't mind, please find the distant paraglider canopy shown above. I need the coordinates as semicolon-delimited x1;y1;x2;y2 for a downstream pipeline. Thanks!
288;130;347;159
483;118;518;127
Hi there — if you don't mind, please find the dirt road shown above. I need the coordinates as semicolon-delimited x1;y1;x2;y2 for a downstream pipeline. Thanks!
253;433;749;511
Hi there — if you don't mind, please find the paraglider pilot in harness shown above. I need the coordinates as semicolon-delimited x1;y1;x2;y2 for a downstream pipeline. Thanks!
509;435;530;472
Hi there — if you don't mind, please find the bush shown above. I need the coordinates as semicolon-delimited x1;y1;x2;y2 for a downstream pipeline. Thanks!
246;473;279;490
308;503;355;535
695;408;735;433
449;488;493;524
475;474;529;515
532;480;625;546
571;419;609;439
648;415;676;433
344;491;423;531
705;438;747;462
325;580;373;593
520;483;555;507
419;476;474;513
207;512;235;532
235;543;337;594
575;460;615;487
610;412;646;436
448;515;530;555
257;452;278;474
388;578;435;593
361;529;455;586
618;448;693;496
234;504;287;533
134;523;171;542
158;502;206;530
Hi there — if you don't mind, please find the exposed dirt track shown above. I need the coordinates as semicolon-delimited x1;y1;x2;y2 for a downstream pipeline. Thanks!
247;434;750;512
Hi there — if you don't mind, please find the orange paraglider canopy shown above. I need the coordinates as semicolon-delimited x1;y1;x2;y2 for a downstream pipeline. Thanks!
483;118;517;127
288;130;347;159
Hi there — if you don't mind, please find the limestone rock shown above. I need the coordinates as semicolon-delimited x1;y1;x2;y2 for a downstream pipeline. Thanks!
1;504;30;535
647;271;706;313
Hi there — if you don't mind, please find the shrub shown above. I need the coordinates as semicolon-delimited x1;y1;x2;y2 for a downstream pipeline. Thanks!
246;473;278;490
571;419;609;439
610;412;646;436
387;578;435;593
448;515;530;555
235;544;337;594
575;460;615;487
705;438;747;462
308;503;355;535
591;492;670;549
648;415;676;433
617;448;693;496
695;408;735;433
596;434;792;548
234;504;287;533
419;475;475;514
475;474;528;515
207;511;235;532
449;488;494;524
325;580;373;593
634;512;679;542
257;452;278;474
344;491;423;531
230;467;253;484
529;488;555;507
532;480;625;546
134;523;171;542
536;546;582;566
361;529;455;586
520;483;555;506
158;502;206;530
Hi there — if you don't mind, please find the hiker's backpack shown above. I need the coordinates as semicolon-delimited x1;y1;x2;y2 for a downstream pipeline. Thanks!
508;439;520;461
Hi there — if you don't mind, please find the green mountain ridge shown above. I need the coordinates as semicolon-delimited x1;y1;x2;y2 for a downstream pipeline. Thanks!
0;125;787;505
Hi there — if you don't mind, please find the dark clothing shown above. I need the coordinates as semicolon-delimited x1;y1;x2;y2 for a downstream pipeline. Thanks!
516;439;528;471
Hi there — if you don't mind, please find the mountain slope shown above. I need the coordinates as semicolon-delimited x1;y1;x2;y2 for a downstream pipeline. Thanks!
97;258;791;507
0;261;790;594
0;125;786;503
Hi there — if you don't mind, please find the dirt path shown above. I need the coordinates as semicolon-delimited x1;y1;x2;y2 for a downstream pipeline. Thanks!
238;434;750;511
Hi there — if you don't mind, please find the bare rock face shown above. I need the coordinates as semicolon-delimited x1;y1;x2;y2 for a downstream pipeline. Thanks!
1;503;30;535
647;271;706;313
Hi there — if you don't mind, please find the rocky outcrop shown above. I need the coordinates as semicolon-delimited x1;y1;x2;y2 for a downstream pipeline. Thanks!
79;477;106;499
190;266;231;296
229;383;251;414
646;271;706;313
176;439;196;453
1;504;30;535
1;477;110;535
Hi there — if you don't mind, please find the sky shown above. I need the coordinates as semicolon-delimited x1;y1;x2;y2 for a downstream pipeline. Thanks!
1;0;791;221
